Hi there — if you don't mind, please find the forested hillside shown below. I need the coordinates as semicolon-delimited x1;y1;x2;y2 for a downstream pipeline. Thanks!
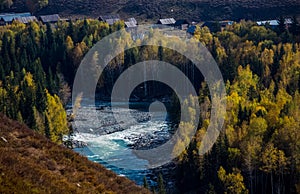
2;0;300;21
174;21;300;193
0;16;299;193
0;114;150;193
0;19;125;143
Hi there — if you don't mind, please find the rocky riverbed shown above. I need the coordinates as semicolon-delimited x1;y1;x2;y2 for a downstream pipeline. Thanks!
70;106;153;135
69;102;178;189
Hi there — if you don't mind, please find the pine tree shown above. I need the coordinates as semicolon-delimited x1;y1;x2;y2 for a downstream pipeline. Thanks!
205;183;217;194
157;174;166;194
67;21;74;38
290;15;299;35
46;23;54;49
278;16;286;34
78;19;89;42
1;33;11;74
44;113;51;139
143;176;149;190
218;166;249;194
45;90;68;143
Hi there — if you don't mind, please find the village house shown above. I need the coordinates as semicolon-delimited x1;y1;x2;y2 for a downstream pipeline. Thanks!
39;14;61;24
0;12;31;25
125;17;138;28
219;20;234;28
157;18;176;26
199;20;234;32
99;15;120;25
202;21;220;32
256;18;292;29
187;25;198;35
59;18;71;23
14;16;38;24
174;19;191;30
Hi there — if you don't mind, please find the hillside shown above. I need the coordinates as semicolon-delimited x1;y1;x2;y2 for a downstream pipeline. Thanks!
7;0;300;22
0;114;149;194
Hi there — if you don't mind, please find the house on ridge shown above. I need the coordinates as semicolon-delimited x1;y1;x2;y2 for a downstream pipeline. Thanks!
99;15;120;25
219;20;234;29
157;18;176;26
0;12;31;25
14;16;37;24
256;19;293;29
125;17;138;28
39;14;60;24
187;25;198;35
174;19;191;30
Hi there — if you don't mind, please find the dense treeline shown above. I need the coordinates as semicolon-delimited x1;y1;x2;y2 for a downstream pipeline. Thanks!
174;20;300;193
0;19;124;142
0;16;300;193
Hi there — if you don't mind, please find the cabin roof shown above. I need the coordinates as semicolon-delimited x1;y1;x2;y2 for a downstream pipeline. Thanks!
15;16;37;24
99;14;120;25
187;25;197;34
125;21;137;28
219;20;234;25
39;14;60;23
257;20;279;26
127;17;137;25
0;12;31;22
158;18;176;25
125;17;137;28
256;19;292;26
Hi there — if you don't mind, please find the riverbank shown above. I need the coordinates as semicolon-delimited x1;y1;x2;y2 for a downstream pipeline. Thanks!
67;101;178;190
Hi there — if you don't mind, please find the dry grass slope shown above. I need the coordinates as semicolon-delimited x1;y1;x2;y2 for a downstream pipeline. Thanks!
0;114;150;194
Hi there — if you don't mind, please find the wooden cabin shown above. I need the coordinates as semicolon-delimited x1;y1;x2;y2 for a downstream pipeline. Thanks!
125;17;138;28
99;15;120;25
14;16;37;24
39;14;60;24
174;19;191;30
0;12;31;25
157;18;176;26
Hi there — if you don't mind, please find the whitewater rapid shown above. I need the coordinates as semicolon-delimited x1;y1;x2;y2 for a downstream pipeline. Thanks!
71;104;172;185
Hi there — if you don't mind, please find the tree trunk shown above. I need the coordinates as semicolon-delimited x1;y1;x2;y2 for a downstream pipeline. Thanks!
271;173;274;194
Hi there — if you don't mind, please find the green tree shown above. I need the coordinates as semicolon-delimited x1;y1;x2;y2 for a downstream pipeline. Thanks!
26;0;48;13
205;183;217;194
45;90;68;143
260;143;288;194
290;16;299;35
218;166;249;194
260;48;274;86
44;113;51;139
46;23;54;49
157;174;166;194
143;176;149;190
278;16;286;34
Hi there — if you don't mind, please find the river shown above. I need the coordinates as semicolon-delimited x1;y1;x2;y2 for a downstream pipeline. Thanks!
70;101;177;187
